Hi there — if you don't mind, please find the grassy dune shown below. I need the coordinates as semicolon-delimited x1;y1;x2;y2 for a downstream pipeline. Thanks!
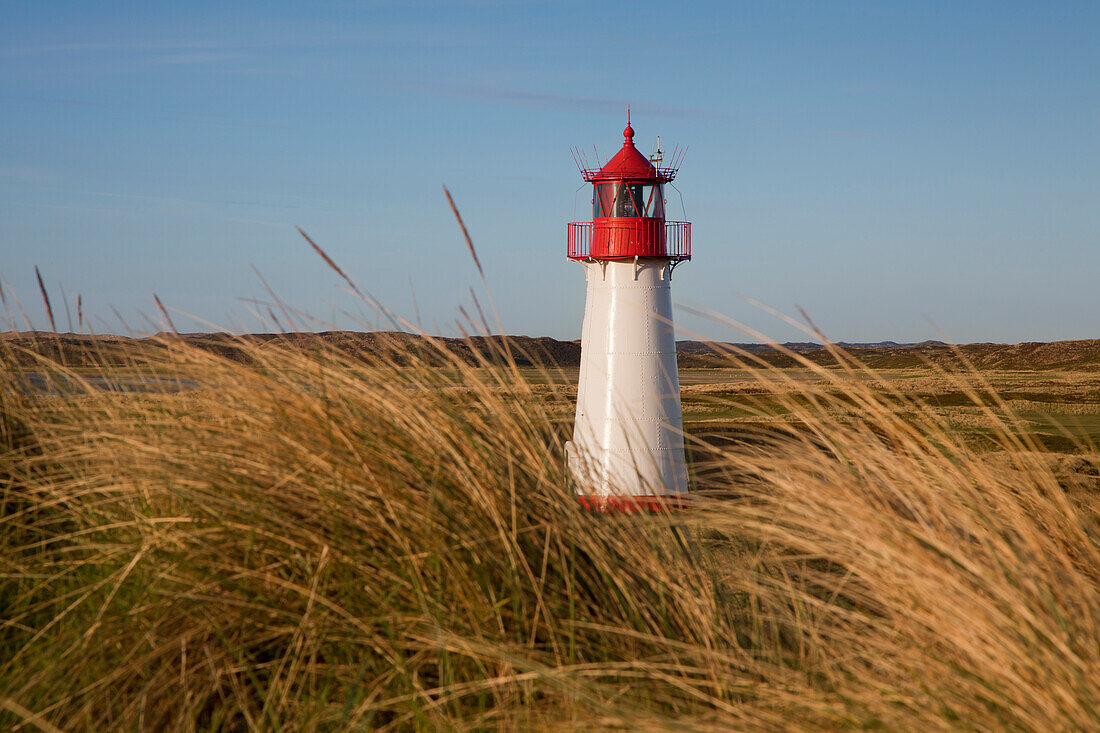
2;333;1100;731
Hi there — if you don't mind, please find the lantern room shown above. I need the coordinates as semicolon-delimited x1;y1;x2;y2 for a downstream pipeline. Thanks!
593;180;664;219
567;122;690;262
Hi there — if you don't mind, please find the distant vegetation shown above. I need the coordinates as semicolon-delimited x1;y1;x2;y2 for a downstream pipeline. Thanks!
6;330;1100;371
3;330;1100;730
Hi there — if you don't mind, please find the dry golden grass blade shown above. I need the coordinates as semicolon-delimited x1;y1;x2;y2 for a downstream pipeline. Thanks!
33;265;55;332
442;186;518;375
1;698;65;733
296;225;363;298
152;292;177;333
443;185;483;279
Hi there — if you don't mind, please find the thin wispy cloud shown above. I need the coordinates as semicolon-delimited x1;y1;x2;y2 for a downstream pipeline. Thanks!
218;215;294;229
1;97;96;106
11;184;302;212
152;114;293;130
406;83;724;119
8;201;133;216
2;30;428;59
334;0;550;6
1;39;225;56
88;190;298;210
151;52;243;66
2;95;291;131
0;166;63;184
10;191;297;229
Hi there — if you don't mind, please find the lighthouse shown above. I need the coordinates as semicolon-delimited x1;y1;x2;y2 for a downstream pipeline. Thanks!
564;119;691;511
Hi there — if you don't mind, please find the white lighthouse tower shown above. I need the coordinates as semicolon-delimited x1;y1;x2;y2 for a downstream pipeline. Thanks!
565;119;691;511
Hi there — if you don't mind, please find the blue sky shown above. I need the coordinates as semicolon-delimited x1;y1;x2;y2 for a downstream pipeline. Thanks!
2;1;1098;343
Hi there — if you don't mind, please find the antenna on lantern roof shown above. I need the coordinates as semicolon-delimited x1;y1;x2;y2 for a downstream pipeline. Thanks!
650;134;663;166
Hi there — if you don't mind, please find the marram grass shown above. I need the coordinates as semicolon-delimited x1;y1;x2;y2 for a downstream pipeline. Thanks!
2;332;1099;732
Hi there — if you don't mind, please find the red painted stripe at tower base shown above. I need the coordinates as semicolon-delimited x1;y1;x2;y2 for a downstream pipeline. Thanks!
577;494;692;514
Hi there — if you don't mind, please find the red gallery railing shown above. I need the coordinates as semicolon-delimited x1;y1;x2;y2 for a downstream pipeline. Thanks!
566;221;592;259
567;221;691;262
664;221;691;261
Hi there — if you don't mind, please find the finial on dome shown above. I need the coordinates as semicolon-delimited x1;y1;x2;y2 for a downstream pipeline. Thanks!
624;106;634;143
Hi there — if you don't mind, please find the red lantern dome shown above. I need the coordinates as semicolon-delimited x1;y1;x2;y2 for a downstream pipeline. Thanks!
588;124;658;181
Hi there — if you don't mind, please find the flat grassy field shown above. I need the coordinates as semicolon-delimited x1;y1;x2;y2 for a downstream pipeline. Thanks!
506;364;1100;453
682;367;1100;445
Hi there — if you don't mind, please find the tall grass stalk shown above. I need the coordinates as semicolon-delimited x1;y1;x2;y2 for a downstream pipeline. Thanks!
1;327;1099;731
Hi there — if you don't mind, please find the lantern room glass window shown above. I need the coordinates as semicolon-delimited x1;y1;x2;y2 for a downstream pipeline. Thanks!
594;182;616;217
642;183;664;218
593;182;664;218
